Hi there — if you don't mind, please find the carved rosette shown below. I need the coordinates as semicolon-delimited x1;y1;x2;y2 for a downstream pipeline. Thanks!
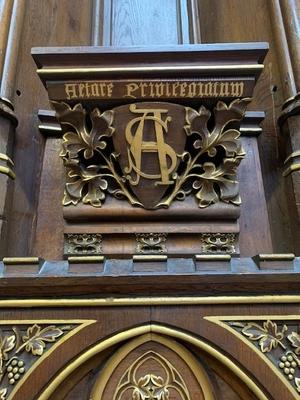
54;99;249;210
228;320;300;394
0;323;76;399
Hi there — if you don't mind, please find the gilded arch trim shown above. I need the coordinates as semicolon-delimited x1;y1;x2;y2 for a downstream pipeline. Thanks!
37;324;269;400
90;332;215;400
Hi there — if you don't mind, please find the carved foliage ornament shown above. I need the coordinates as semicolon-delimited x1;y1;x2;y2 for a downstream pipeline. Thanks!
0;323;73;399
64;233;102;255
55;99;249;210
113;351;191;400
229;320;300;394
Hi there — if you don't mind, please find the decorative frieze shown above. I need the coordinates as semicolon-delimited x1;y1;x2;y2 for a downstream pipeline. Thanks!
199;233;237;253
135;233;167;254
64;233;102;256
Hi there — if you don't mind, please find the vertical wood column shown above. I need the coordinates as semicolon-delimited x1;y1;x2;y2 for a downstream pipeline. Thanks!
0;0;25;256
270;1;300;228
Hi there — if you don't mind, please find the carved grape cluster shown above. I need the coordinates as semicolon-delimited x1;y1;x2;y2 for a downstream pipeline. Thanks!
6;359;25;385
279;354;298;380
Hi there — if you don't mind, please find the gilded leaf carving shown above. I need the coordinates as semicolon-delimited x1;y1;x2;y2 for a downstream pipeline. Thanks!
240;320;287;353
20;324;64;356
228;319;300;394
114;351;191;400
287;331;300;355
55;99;249;209
0;323;74;398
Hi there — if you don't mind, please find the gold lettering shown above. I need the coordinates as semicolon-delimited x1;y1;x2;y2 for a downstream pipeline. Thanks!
65;83;78;99
90;83;100;97
165;83;171;97
139;83;148;97
230;82;244;97
149;83;155;97
180;83;187;97
203;82;213;97
219;82;230;97
187;82;197;98
197;83;204;97
155;83;164;97
107;83;114;97
78;83;85;97
125;83;139;99
172;83;180;97
84;83;91;98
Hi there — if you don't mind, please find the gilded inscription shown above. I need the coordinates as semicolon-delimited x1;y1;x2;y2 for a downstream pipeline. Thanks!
64;80;244;100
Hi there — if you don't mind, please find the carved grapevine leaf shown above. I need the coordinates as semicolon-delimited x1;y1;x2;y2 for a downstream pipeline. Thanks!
21;324;64;356
287;332;300;355
241;320;287;353
0;335;16;361
192;158;241;207
56;102;114;160
63;163;108;207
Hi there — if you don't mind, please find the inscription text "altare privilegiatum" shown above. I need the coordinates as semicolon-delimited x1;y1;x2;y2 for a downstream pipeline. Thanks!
64;81;245;100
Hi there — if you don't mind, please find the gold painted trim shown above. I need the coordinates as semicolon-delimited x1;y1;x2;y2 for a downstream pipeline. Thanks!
256;253;295;261
68;256;104;263
240;127;262;132
1;319;96;400
90;333;215;400
0;296;299;308
284;150;300;165
195;254;231;261
205;315;299;398
133;254;167;262
0;166;15;180
283;163;300;177
0;153;14;166
37;64;263;76
3;257;41;265
38;124;62;132
38;324;268;400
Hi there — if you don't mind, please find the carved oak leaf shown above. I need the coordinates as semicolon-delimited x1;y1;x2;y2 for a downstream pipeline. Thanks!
22;324;64;356
192;159;241;207
55;102;114;160
287;331;300;355
0;388;7;400
242;320;287;353
64;163;108;207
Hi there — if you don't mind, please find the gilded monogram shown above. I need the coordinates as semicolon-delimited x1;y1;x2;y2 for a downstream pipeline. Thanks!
56;99;248;210
124;104;176;186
